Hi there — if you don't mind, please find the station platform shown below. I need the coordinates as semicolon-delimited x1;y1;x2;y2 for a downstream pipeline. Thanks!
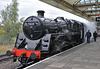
25;38;100;69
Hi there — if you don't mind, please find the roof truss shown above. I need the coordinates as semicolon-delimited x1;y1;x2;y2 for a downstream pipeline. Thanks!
84;9;100;13
40;0;100;21
76;2;100;7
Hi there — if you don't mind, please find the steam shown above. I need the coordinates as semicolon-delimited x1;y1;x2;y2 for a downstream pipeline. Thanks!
72;18;96;42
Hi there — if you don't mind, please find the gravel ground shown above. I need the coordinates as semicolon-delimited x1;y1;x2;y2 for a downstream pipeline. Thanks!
0;61;21;69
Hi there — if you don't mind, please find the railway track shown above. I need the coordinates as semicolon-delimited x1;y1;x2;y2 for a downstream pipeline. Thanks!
15;61;35;69
0;54;13;63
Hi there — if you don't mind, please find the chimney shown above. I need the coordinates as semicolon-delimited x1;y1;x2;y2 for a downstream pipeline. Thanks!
37;10;45;18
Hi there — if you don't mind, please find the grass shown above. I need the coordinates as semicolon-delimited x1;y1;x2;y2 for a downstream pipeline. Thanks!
0;45;14;54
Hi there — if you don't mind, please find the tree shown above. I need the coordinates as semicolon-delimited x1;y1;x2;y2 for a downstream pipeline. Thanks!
1;0;24;37
0;25;5;36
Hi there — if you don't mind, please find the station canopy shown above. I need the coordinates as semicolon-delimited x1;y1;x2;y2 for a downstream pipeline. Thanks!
40;0;100;21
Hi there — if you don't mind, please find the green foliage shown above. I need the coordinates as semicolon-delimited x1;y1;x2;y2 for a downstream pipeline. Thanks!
0;36;14;45
1;0;24;37
0;0;24;45
0;25;5;36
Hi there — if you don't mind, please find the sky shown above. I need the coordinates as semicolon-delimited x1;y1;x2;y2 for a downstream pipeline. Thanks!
0;0;89;21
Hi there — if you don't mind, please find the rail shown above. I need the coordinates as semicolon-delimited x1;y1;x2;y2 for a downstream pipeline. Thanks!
0;53;13;62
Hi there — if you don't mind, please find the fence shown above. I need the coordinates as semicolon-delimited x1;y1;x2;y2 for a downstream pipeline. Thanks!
0;36;15;45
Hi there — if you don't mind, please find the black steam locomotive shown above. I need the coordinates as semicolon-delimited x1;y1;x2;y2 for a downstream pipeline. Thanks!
6;10;84;65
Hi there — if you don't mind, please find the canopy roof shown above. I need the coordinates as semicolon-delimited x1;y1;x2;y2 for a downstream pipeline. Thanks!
40;0;100;21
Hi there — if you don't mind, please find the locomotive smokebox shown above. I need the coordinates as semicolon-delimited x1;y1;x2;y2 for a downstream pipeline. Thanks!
37;10;45;18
